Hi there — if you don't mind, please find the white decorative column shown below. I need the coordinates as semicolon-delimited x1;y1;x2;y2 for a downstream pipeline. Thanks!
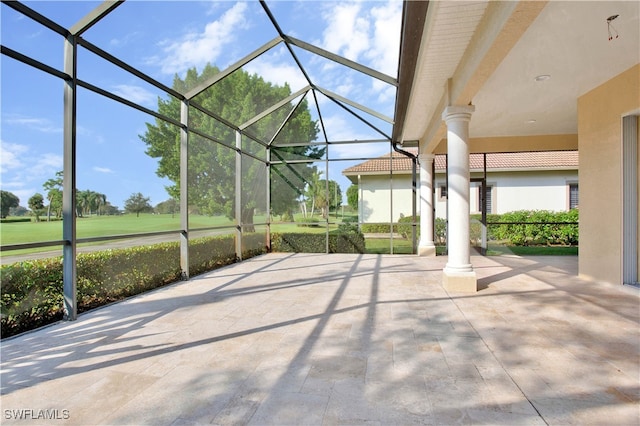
418;153;436;256
442;105;477;292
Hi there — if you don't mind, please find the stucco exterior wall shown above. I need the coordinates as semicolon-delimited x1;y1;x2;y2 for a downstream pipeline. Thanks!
578;64;640;285
432;170;577;218
359;169;577;223
359;174;415;223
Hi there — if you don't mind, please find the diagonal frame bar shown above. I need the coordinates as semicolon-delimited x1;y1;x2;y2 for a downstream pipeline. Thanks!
286;35;397;87
185;36;284;100
239;86;311;130
315;86;394;124
70;0;124;36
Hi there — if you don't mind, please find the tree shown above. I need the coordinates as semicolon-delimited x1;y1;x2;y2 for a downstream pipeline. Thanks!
28;193;45;222
321;179;342;216
43;171;63;221
347;185;358;211
101;202;120;215
9;205;28;216
124;192;152;217
156;198;179;216
140;64;321;230
0;190;19;218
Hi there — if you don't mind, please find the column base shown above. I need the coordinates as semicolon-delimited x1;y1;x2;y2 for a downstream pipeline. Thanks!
418;244;436;257
442;269;478;292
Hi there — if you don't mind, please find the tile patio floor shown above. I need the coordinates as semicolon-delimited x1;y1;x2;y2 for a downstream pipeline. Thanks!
1;253;639;425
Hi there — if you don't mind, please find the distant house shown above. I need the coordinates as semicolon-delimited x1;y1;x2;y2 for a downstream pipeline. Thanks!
342;149;578;223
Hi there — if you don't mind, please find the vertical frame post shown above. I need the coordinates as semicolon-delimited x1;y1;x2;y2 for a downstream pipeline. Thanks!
180;100;189;279
62;34;77;320
235;131;243;261
266;147;272;252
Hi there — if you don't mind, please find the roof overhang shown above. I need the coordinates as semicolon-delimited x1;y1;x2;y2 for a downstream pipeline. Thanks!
397;0;640;154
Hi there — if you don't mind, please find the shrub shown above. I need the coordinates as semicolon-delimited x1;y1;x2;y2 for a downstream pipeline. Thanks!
272;226;365;254
360;223;395;234
332;223;366;253
0;218;32;223
489;210;578;246
397;215;418;239
435;217;447;244
296;217;321;227
1;235;267;338
189;235;237;276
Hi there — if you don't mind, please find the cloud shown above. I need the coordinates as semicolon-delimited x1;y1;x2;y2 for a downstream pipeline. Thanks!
109;31;141;48
322;114;372;144
321;3;371;62
315;1;401;111
4;115;62;133
111;84;156;107
93;166;115;174
0;140;62;202
0;142;28;171
151;2;248;75
37;153;63;171
367;1;402;76
319;1;401;77
244;47;309;91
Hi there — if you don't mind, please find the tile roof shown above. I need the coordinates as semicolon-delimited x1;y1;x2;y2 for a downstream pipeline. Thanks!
342;149;578;175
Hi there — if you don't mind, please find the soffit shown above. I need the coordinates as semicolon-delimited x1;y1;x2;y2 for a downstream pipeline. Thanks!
402;1;488;143
402;0;640;145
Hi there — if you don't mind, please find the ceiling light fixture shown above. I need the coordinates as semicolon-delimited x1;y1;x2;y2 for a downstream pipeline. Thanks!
534;74;551;82
526;119;537;124
607;14;619;40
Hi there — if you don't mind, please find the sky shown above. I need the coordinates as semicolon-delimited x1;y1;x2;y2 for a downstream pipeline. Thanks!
0;0;402;210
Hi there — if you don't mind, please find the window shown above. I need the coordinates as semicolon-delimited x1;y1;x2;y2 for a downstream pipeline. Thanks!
439;185;447;199
479;185;493;214
569;183;579;209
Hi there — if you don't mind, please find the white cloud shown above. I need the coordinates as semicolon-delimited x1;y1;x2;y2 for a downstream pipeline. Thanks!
112;84;156;107
37;153;63;171
318;1;401;77
93;167;114;174
5;115;62;133
321;3;370;62
367;1;402;76
109;31;141;48
0;142;28;171
244;48;309;91
0;140;62;202
152;2;248;75
322;114;372;145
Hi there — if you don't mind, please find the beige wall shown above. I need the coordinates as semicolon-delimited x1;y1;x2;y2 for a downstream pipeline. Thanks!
578;64;640;285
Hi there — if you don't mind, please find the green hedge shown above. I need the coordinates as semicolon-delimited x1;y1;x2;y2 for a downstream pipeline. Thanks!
272;225;365;253
397;216;447;244
1;234;267;338
360;223;398;234
0;218;32;223
488;209;579;246
389;211;578;246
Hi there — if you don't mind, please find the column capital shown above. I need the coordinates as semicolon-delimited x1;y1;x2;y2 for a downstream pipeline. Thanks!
442;105;475;123
418;153;435;164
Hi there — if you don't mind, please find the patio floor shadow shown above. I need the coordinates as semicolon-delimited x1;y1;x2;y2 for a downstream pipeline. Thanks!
1;253;638;425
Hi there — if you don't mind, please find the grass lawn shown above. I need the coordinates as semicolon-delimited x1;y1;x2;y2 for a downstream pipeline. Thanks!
0;214;242;245
365;238;414;254
2;213;578;258
486;245;578;256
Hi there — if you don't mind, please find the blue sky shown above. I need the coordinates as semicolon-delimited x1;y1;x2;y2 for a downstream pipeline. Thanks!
1;1;402;210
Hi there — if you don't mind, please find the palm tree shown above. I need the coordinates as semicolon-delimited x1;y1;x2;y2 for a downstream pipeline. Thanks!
95;193;106;215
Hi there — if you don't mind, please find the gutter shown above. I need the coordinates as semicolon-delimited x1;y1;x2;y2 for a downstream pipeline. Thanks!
392;141;418;254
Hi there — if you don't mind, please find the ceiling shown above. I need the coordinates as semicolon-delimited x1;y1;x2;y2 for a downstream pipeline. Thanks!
400;0;640;148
